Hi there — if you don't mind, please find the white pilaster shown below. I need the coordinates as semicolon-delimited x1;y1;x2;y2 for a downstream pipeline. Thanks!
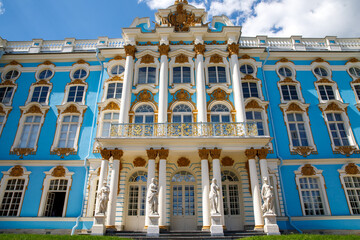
259;159;269;180
95;159;109;211
145;149;157;228
106;159;120;227
248;158;264;230
199;148;210;230
158;46;169;123
195;45;207;123
158;159;167;227
212;158;224;225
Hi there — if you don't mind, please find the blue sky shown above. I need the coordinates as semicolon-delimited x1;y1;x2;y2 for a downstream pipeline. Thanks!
0;0;359;41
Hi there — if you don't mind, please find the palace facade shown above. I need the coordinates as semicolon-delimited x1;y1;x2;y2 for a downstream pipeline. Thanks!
0;1;360;235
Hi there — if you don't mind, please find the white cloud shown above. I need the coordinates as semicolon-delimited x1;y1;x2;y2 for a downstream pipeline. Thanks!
138;0;360;37
0;1;5;15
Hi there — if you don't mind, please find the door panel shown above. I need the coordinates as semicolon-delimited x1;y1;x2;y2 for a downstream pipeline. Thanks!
223;183;243;231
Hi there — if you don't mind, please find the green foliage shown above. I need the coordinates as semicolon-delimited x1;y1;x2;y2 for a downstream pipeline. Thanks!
0;234;130;240
243;235;360;240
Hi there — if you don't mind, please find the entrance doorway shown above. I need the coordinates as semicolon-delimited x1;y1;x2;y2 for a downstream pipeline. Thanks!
171;171;197;231
221;170;243;231
125;171;147;231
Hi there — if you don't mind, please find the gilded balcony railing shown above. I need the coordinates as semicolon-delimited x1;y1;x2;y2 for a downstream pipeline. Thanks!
108;122;260;138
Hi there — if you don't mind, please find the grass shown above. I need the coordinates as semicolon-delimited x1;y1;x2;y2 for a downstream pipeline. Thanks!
0;234;130;240
242;235;360;240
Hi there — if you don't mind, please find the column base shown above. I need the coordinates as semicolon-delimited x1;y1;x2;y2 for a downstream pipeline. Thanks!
254;225;264;231
147;214;160;237
91;214;106;236
264;213;281;235
210;213;224;236
202;226;210;231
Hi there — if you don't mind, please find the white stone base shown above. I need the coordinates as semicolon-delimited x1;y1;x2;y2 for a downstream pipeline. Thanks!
263;212;280;235
147;214;160;237
210;213;224;236
91;214;106;236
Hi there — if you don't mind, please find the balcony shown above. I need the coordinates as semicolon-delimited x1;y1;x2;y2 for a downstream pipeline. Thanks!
96;122;272;151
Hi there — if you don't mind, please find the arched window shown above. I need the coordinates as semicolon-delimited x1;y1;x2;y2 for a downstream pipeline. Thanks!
208;66;226;84
38;69;53;80
111;65;125;76
221;170;240;217
128;171;147;217
4;70;20;80
73;69;87;79
134;105;154;124
314;67;328;77
349;67;360;78
173;66;191;84
172;104;192;123
278;67;293;77
210;104;230;123
240;64;254;75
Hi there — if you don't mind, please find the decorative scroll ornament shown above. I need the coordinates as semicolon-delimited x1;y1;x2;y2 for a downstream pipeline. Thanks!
177;157;190;167
293;146;314;157
158;148;169;159
112;149;123;160
281;77;297;83
33;80;51;86
52;148;76;158
103;102;120;111
62;105;80;114
324;102;343;112
221;156;234;167
194;44;206;55
345;163;360;175
133;157;146;167
257;148;268;159
38;61;55;67
10;165;24;177
0;80;16;86
242;75;257;80
209;54;223;64
0;106;5;114
100;148;112;160
335;146;356;157
52;166;66;177
316;78;333;84
11;148;35;159
210;148;221;159
198;148;209;159
25;105;43;115
105;76;123;83
72;59;89;66
347;58;359;63
158;45;170;56
176;89;191;101
175;54;188;63
227;43;239;56
6;60;22;67
212;88;227;101
124;45;136;57
175;0;188;4
147;148;158;159
139;90;153;101
140;54;155;64
69;79;86;85
279;58;290;63
286;103;305;112
240;54;251;59
165;3;205;32
301;164;316;176
245;100;263;110
245;148;257;159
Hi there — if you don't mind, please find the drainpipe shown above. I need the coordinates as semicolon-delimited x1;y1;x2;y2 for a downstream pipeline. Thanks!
71;48;105;235
261;47;302;233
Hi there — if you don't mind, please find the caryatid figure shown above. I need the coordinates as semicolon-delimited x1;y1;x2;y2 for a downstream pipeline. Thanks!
261;177;274;214
209;178;220;214
147;178;159;215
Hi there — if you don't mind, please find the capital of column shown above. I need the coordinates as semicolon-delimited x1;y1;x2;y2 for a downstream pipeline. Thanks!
158;147;169;159
227;43;239;56
147;147;158;159
100;148;112;160
198;147;209;160
210;147;222;159
112;148;123;160
124;45;136;58
257;148;268;159
158;44;170;56
194;43;205;56
245;148;257;160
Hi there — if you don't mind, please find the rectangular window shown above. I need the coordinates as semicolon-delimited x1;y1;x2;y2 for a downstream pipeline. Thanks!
326;113;349;146
101;112;119;137
58;115;79;148
19;115;41;148
67;86;85;103
246;111;264;136
318;85;335;101
0;179;25;216
106;83;122;99
354;85;360;101
281;85;298;101
208;66;226;84
0;87;14;104
44;179;68;217
0;115;5;134
31;86;49;103
299;177;325;216
173;66;191;84
242;82;259;99
138;67;156;84
343;176;360;215
287;113;309;147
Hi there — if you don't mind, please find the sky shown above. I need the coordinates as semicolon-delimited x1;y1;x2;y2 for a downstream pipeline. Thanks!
0;0;359;41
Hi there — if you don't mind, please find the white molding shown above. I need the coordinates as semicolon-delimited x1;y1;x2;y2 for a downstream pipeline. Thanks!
1;64;22;82
204;55;230;86
133;57;160;87
282;158;360;165
69;63;90;82
169;55;195;86
338;163;360;215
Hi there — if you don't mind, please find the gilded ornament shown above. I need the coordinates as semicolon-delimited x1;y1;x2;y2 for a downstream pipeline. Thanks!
347;58;359;63
316;78;333;84
147;148;158;159
11;148;35;159
158;45;170;56
106;76;123;82
69;79;86;85
287;103;305;112
301;164;316;176
10;165;24;177
209;54;223;64
313;58;325;63
176;89;190;101
25;105;42;115
33;80;51;86
166;3;204;32
279;58;289;63
221;156;234;167
335;146;356;157
52;166;66;177
194;44;205;55
158;147;169;159
97;167;101;176
38;61;55;67
6;60;22;67
140;54;155;64
0;106;5;114
352;79;360;84
72;59;89;66
133;157;146;167
293;146;314;157
257;148;268;159
124;45;136;58
245;100;263;110
212;89;227;101
63;105;80;114
227;43;239;56
245;148;257;159
175;54;189;63
177;157;190;167
52;148;76;158
324;102;343;112
109;56;125;62
139;90;153;101
242;75;256;80
281;77;296;83
175;0;188;4
112;148;123;160
210;148;221;159
240;54;251;59
100;148;112;160
345;163;360;175
103;102;120;111
0;80;16;86
198;148;209;159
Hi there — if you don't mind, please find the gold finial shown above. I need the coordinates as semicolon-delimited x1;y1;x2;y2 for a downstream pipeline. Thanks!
175;0;188;4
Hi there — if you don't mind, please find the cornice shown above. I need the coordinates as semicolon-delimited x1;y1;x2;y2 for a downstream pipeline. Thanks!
282;158;360;165
0;160;85;166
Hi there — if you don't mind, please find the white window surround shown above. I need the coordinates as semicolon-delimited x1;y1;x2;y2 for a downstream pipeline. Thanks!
69;62;90;81
205;56;230;86
51;103;87;154
62;80;88;105
238;58;259;78
268;168;282;216
25;80;52;106
311;61;332;80
86;167;100;217
350;80;360;108
314;78;342;103
208;100;234;122
1;64;22;82
96;100;121;138
275;62;296;80
294;164;331;216
279;101;316;156
346;60;360;80
169;56;195;86
35;63;55;82
347;61;360;105
171;102;195;122
0;80;17;106
99;110;120;137
242;77;263;100
338;163;360;215
244;98;270;136
105;58;126;78
318;100;358;154
0;166;31;217
101;77;124;102
38;166;74;217
11;103;49;154
133;53;160;87
0;103;12;136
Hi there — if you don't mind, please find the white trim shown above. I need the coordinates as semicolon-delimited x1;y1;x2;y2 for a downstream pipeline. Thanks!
69;63;90;82
169;56;195;86
0;103;12;136
106;59;126;78
133;56;160;87
62;81;88;106
35;64;55;82
1;64;22;82
25;82;52;106
238;57;258;79
338;163;360;215
282;158;360;165
86;168;100;217
205;56;230;86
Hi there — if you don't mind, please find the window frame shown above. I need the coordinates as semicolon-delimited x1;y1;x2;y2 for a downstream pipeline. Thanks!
347;61;360;106
171;103;194;123
106;58;126;78
1;63;22;82
338;163;360;215
62;81;88;105
0;104;12;137
35;64;55;82
100;111;120;137
86;167;100;217
26;80;52;105
133;54;159;87
242;79;262;100
0;85;16;106
244;98;270;137
205;55;230;86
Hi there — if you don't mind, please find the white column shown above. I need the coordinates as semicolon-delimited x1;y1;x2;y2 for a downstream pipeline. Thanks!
158;45;169;123
119;46;135;123
95;159;109;212
258;149;269;181
106;159;120;228
158;160;167;228
229;44;246;123
211;151;224;225
199;148;210;230
248;158;264;230
145;149;157;228
195;44;207;123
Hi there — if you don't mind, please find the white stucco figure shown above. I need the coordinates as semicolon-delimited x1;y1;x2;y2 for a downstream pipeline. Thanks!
261;177;274;214
209;178;220;214
97;182;110;214
147;178;159;215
